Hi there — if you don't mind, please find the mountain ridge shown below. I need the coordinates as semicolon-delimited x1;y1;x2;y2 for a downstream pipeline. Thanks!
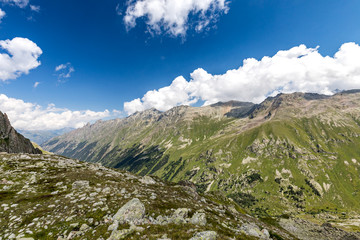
43;90;360;224
0;111;41;154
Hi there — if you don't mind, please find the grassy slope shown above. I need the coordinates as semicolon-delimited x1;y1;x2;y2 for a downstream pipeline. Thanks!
43;93;360;221
0;153;296;240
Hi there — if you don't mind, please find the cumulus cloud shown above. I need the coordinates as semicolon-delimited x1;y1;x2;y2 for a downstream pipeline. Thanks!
123;0;229;37
0;94;122;131
124;42;360;115
0;37;42;81
0;8;5;22
0;0;29;8
55;63;75;83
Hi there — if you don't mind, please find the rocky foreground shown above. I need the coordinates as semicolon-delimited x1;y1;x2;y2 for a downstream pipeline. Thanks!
1;153;360;240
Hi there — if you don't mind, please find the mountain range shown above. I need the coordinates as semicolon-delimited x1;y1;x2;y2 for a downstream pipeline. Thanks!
18;128;75;145
42;90;360;230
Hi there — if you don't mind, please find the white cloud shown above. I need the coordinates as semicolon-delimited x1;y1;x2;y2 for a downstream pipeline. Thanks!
123;0;229;37
33;81;40;88
0;0;29;8
124;42;360;115
55;63;75;83
29;4;39;12
55;64;67;72
0;8;5;22
0;94;122;131
0;37;42;81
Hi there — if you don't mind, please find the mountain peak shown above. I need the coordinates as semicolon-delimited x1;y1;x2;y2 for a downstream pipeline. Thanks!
0;111;42;154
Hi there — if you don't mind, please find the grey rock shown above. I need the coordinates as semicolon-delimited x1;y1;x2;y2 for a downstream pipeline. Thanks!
139;176;156;184
190;231;217;240
190;211;207;226
261;229;270;239
72;181;90;190
69;223;79;228
108;221;119;231
113;198;145;225
156;215;170;225
171;208;189;224
240;223;269;239
0;111;42;154
157;234;171;240
130;224;145;232
79;223;90;231
107;229;134;240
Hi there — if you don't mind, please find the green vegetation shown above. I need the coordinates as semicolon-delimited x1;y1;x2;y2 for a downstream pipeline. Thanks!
43;92;360;222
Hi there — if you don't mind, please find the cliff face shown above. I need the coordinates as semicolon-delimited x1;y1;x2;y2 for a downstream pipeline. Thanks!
0;111;41;154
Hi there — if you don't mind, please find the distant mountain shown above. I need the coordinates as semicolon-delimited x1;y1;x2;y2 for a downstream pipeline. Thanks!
43;90;360;225
19;127;74;145
0;111;41;154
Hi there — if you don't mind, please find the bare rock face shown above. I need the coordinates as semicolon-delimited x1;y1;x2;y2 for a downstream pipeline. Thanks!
0;111;41;154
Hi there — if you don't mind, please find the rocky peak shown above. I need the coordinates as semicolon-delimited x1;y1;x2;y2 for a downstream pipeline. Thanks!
0;111;41;154
129;108;162;121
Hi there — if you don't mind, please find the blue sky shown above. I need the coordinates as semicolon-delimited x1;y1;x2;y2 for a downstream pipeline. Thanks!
1;0;360;130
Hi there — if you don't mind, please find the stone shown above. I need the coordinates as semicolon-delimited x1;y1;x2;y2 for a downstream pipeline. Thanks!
108;221;119;231
171;208;189;224
79;223;90;231
240;223;267;239
130;225;145;232
113;198;145;225
155;215;170;225
261;229;270;239
102;187;111;194
157;234;171;240
139;176;156;185
69;223;79;228
190;211;207;226
107;229;134;240
72;181;90;190
190;231;217;240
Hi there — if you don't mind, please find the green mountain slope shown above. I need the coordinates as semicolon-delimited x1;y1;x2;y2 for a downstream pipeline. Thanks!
43;91;360;221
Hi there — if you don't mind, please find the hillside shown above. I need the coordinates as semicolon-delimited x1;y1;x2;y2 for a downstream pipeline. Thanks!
0;111;41;154
43;90;360;221
2;153;360;240
0;153;304;240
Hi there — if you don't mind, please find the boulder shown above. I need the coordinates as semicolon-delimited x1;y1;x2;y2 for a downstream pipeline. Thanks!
113;198;145;225
107;229;134;240
139;176;156;184
190;231;217;240
240;223;270;239
171;208;189;224
190;211;207;226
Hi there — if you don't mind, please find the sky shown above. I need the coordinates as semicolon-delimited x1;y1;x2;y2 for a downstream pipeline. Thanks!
0;0;360;130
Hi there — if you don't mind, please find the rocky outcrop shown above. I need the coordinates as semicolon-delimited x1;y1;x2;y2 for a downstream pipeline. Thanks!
112;198;145;224
0;111;41;154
